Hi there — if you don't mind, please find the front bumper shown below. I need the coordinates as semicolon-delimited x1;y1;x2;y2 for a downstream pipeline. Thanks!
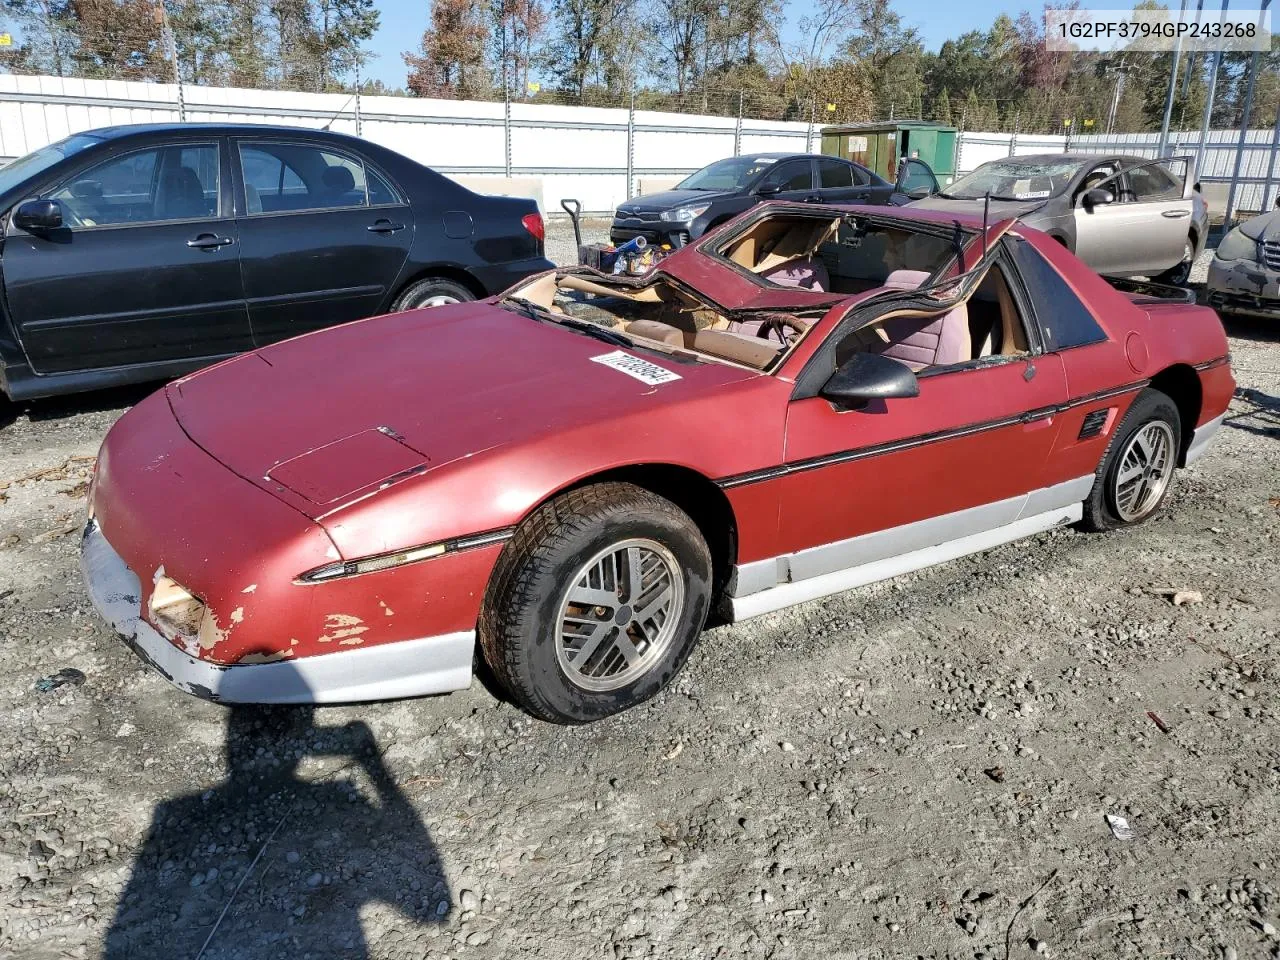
81;520;474;704
1206;257;1280;318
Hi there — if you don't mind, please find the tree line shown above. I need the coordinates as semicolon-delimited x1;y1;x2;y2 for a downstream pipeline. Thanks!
404;0;1278;132
0;0;1275;133
0;0;379;91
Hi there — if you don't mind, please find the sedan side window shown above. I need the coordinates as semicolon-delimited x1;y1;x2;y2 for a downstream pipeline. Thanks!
1125;163;1180;202
761;161;813;192
818;159;853;189
238;142;373;214
50;145;218;227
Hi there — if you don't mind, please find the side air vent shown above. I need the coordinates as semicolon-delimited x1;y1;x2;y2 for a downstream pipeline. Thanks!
1078;408;1111;440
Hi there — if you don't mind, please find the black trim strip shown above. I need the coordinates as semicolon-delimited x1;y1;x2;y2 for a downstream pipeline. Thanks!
1193;355;1230;371
450;527;516;551
717;379;1149;489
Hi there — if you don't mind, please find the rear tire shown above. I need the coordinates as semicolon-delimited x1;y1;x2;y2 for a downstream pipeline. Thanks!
1080;389;1181;532
392;277;475;311
479;482;712;724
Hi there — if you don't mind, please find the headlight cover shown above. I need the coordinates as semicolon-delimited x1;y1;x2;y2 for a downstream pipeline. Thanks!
661;203;711;223
1215;227;1259;262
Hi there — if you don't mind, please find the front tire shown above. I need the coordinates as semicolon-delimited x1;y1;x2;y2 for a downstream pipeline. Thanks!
392;277;475;311
1155;238;1194;286
1080;389;1181;532
479;482;712;724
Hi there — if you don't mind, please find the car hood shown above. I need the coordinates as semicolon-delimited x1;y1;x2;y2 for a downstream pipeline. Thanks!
1239;209;1280;241
905;195;1051;221
167;303;757;518
617;189;733;214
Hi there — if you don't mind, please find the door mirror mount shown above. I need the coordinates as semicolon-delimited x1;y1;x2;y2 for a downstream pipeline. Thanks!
906;186;933;200
1081;188;1114;212
13;199;64;232
820;352;920;408
755;182;783;197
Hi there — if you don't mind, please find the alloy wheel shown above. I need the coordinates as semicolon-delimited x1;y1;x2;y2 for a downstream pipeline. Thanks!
1113;421;1175;521
554;538;684;692
421;294;461;307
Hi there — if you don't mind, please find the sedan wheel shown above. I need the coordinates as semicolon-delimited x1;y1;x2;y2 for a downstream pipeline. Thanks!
480;482;712;724
392;277;475;311
1155;240;1194;286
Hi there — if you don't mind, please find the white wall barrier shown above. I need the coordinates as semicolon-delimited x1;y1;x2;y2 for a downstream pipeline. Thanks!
1;73;1275;215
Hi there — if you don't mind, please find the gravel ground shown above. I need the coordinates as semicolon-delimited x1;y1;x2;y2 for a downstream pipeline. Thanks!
0;222;1278;960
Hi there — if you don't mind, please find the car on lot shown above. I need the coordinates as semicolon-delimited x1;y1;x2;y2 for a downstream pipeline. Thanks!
1206;199;1280;319
908;153;1208;285
82;200;1233;724
0;123;552;401
609;152;936;248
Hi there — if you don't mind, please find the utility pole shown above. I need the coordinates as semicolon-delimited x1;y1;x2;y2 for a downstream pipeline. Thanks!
1157;0;1190;157
156;1;185;121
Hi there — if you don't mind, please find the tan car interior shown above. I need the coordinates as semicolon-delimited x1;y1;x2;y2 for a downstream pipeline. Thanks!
503;214;1027;374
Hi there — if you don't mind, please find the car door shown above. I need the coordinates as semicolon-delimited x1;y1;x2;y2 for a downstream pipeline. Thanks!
774;246;1071;570
756;159;818;204
233;138;415;345
2;139;250;374
816;158;867;203
894;158;940;200
1072;157;1192;276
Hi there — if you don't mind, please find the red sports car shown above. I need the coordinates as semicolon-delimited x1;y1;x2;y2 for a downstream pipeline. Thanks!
82;202;1233;723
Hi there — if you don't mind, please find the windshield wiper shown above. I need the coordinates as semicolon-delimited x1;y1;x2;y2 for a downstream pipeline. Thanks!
503;297;634;348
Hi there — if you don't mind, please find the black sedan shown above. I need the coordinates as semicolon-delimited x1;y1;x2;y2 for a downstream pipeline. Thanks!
609;152;938;247
0;123;553;400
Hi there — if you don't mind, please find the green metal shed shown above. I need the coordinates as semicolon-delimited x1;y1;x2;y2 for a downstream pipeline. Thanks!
820;121;958;187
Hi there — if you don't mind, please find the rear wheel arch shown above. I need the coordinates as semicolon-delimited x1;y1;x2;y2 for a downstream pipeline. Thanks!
391;265;486;309
1148;365;1202;464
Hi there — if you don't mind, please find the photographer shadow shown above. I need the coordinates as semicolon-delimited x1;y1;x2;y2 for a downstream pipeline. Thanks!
104;705;449;959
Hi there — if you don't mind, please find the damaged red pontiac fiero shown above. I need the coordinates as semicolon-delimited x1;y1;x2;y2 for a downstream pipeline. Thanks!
81;201;1234;723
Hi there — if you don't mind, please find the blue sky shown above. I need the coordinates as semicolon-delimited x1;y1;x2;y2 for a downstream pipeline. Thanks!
361;0;1030;88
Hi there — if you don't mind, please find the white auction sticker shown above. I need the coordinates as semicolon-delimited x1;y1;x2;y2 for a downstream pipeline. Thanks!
591;350;682;385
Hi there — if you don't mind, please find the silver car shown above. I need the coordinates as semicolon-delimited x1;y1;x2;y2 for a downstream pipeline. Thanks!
909;153;1208;285
1206;200;1280;319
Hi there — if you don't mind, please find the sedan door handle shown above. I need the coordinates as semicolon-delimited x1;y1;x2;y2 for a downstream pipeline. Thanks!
1162;209;1191;218
187;233;233;250
368;219;406;233
803;195;822;203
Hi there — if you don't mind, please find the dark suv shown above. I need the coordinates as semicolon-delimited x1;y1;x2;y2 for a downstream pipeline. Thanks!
609;152;937;247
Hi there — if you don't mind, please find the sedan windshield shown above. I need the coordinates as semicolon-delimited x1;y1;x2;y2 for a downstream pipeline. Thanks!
944;158;1084;201
0;133;105;197
677;157;781;191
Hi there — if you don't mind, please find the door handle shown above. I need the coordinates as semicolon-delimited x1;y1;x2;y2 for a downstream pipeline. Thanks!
851;192;870;201
368;219;406;233
187;234;233;250
803;195;822;203
1161;209;1191;218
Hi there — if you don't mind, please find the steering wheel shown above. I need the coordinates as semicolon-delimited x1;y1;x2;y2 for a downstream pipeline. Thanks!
755;314;808;345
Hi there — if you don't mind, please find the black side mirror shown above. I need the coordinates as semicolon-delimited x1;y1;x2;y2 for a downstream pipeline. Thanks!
14;199;64;231
820;352;920;407
1081;188;1114;212
756;182;783;196
906;186;933;200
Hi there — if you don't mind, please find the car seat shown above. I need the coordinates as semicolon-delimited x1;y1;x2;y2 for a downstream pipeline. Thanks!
868;269;970;370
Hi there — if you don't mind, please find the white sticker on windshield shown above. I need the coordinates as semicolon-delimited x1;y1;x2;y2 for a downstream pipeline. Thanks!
754;158;777;164
591;350;682;385
1015;190;1051;199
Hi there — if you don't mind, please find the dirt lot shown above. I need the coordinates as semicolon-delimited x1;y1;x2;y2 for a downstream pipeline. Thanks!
1;223;1278;960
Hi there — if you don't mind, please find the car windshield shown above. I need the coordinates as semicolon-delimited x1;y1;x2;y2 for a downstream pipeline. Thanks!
676;157;781;191
0;133;105;196
944;158;1084;201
